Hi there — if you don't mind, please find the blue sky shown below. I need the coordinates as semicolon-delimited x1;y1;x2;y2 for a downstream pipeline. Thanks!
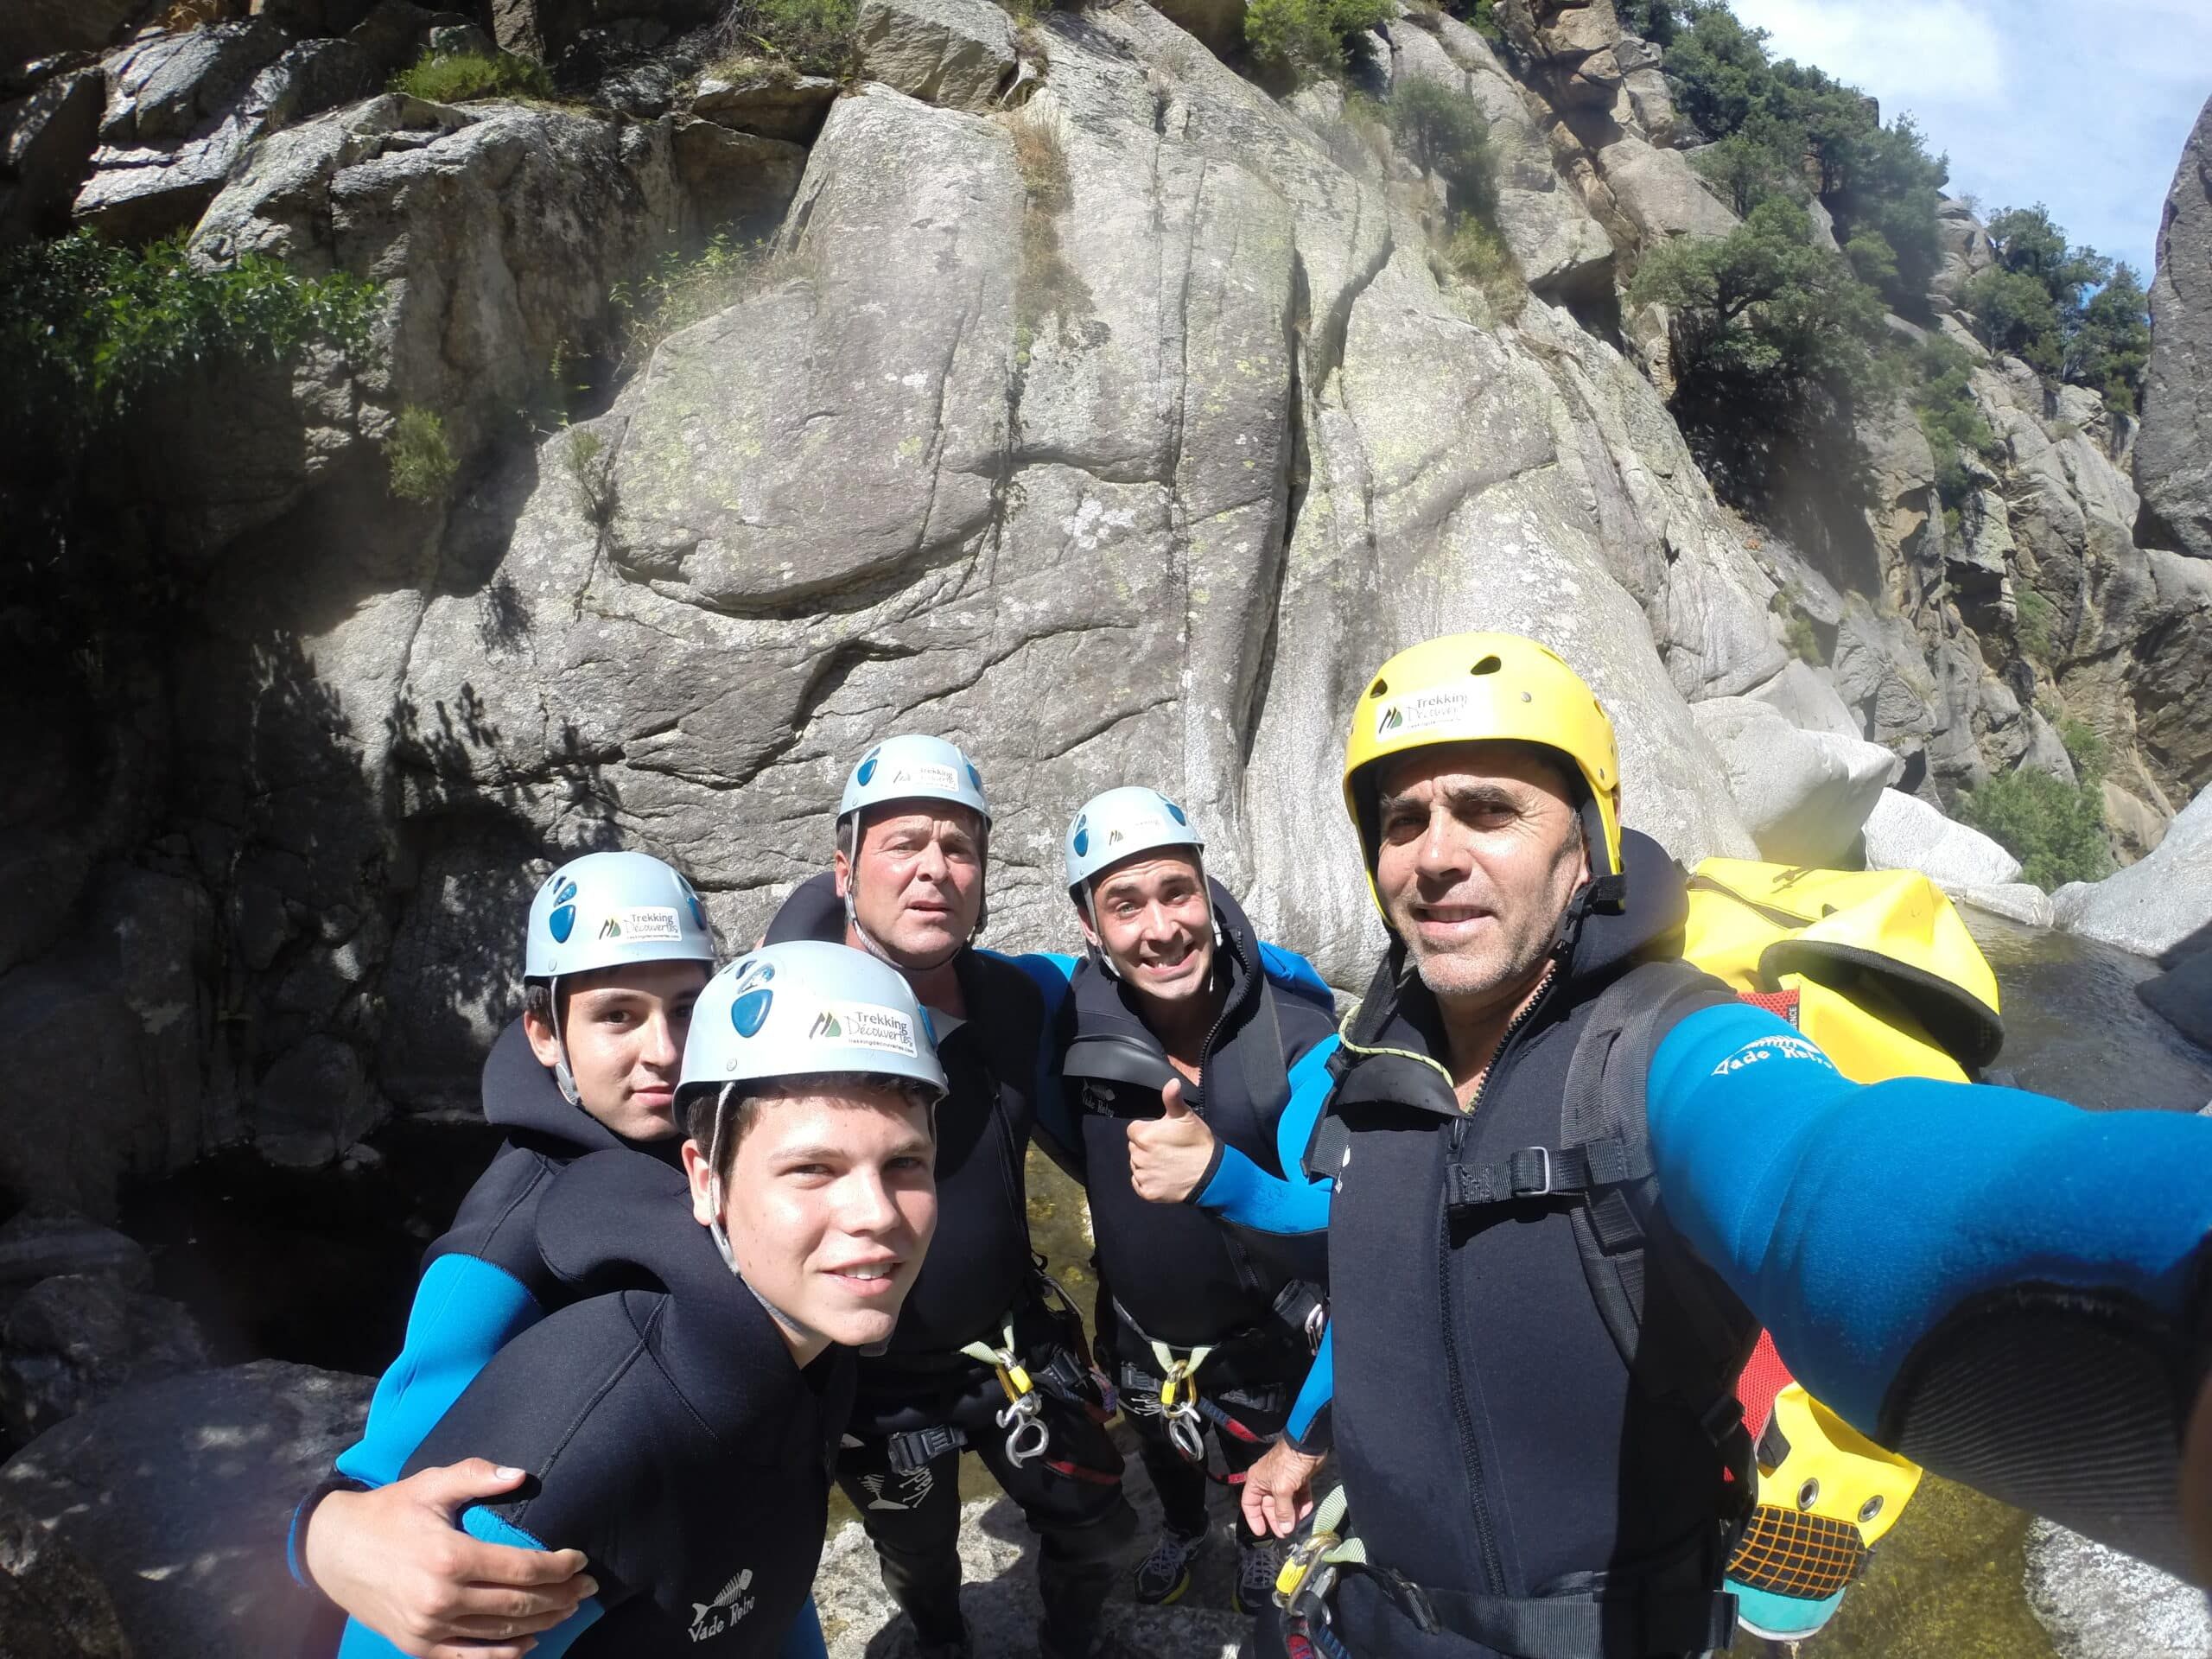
1726;0;2212;283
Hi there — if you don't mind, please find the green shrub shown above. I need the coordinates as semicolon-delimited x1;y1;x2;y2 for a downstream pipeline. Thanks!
1629;196;1887;492
1387;76;1496;217
1903;334;1995;507
0;230;380;457
611;232;806;370
2015;585;2055;661
563;426;617;524
1443;213;1522;317
1954;766;2111;890
1245;0;1390;82
385;405;457;502
2056;715;2105;784
389;47;554;102
718;0;856;75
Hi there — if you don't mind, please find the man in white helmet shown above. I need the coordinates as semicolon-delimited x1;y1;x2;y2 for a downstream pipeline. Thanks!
334;940;944;1659
762;735;1137;1659
1035;786;1339;1618
292;850;780;1658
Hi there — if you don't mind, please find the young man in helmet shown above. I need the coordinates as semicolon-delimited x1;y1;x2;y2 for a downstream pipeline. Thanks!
762;734;1137;1659
294;850;766;1657
1040;786;1338;1616
1217;632;2212;1657
336;939;944;1659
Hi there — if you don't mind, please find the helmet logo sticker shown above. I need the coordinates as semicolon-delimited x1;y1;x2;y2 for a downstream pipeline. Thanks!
967;762;984;791
598;916;624;941
1166;800;1187;824
728;958;776;1037
1071;815;1089;857
887;762;961;793
732;989;774;1036
616;906;682;943
548;878;581;943
682;880;708;930
809;1001;919;1058
856;747;882;786
809;1009;844;1040
1373;686;1477;738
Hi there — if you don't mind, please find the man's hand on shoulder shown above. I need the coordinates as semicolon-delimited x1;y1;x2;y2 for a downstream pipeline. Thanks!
304;1460;595;1658
1126;1077;1215;1204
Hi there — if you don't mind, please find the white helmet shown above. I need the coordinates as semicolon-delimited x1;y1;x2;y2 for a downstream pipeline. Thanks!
525;850;716;1105
525;850;715;980
1063;785;1205;897
681;940;948;1103
683;940;946;1274
837;734;992;830
836;734;993;963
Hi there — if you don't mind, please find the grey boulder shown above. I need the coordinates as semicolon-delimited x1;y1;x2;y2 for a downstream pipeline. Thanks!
2053;786;2212;958
2137;92;2212;560
0;1488;130;1659
0;1274;213;1446
1688;696;1896;867
855;0;1017;114
0;1362;373;1659
2024;1517;2212;1659
1862;787;2024;889
2138;946;2212;1051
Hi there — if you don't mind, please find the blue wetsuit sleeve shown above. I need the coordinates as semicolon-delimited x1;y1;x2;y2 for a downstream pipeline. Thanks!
995;950;1084;1180
336;1509;607;1659
778;1597;830;1659
332;1253;545;1490
1647;1001;2212;1438
1192;1036;1337;1236
1256;941;1337;1014
1284;1322;1334;1454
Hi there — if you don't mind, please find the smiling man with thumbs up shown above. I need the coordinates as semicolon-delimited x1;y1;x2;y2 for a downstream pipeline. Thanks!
1038;786;1341;1619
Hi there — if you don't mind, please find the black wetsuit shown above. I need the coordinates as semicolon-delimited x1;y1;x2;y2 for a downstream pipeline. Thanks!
1052;881;1335;1540
765;876;1134;1656
340;1151;853;1659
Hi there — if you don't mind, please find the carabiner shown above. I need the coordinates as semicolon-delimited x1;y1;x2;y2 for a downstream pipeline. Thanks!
1166;1403;1206;1465
998;1392;1052;1465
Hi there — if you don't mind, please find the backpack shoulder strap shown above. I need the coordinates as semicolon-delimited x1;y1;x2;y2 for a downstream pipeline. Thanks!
1560;959;1758;1501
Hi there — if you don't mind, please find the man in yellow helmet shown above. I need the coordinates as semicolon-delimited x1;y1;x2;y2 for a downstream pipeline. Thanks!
1145;633;2212;1658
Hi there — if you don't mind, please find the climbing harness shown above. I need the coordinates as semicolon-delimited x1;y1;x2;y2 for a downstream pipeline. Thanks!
963;1312;1051;1465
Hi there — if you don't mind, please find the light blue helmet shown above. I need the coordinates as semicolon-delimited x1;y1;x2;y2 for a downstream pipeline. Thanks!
1064;785;1205;898
524;850;715;981
524;850;716;1104
680;940;948;1103
837;734;992;830
836;734;994;956
683;940;946;1277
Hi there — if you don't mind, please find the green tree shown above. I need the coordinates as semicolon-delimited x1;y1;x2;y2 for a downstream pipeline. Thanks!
1663;3;1771;140
1388;76;1497;216
1689;124;1805;217
1245;0;1389;80
1954;767;2111;889
2068;262;2151;416
1904;334;1995;506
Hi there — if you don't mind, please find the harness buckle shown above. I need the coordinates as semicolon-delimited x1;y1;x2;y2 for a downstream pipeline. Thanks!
1511;1146;1554;1198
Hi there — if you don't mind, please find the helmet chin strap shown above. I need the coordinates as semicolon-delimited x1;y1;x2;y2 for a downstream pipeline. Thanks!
841;812;982;976
702;1081;828;1344
550;980;582;1105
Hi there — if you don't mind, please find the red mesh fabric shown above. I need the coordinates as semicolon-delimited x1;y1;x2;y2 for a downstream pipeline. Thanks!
1738;1329;1796;1436
1738;988;1801;1024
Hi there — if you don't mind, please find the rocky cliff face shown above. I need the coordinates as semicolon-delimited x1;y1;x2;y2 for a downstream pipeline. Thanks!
0;0;2205;1212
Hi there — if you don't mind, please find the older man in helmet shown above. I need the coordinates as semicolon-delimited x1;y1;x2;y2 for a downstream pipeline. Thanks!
1139;633;2212;1658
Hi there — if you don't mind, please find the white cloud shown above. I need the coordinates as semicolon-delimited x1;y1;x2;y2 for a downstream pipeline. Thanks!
1723;0;2212;278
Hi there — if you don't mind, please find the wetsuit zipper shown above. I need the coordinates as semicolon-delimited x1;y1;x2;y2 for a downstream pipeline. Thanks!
1439;958;1561;1599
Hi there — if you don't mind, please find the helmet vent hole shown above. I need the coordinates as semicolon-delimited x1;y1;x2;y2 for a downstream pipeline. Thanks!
1369;677;1389;698
1470;656;1503;675
1520;691;1532;702
1796;1479;1820;1511
1858;1495;1883;1523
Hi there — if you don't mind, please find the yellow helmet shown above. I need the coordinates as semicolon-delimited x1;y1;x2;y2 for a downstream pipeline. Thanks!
1341;632;1624;912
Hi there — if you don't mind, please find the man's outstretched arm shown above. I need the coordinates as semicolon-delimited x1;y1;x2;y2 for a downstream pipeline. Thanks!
1648;1001;2212;1577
